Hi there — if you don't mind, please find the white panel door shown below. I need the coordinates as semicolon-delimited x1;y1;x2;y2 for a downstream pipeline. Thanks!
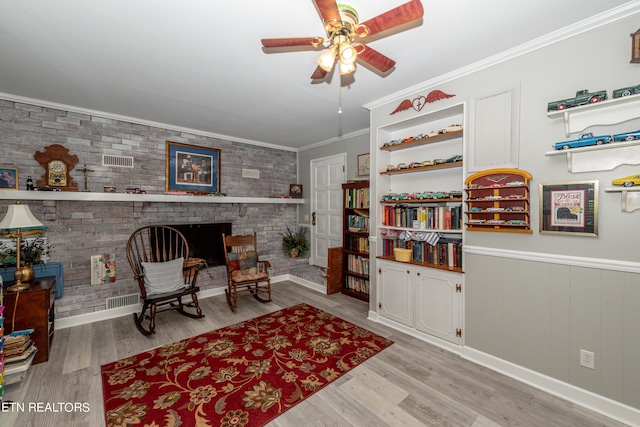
311;154;345;268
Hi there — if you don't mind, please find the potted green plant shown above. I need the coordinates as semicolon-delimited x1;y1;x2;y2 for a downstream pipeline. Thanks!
0;236;50;281
282;225;309;258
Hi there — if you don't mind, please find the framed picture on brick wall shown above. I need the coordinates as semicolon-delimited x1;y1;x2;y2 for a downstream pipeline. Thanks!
166;142;221;193
0;166;18;190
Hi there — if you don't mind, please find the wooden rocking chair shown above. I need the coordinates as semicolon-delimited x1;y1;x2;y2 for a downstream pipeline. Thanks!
126;225;204;335
222;232;272;311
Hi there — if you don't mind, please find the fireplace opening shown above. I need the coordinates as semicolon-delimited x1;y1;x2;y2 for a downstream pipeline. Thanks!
168;222;232;267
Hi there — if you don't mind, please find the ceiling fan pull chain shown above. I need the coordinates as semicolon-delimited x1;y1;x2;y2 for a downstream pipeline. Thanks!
338;83;343;114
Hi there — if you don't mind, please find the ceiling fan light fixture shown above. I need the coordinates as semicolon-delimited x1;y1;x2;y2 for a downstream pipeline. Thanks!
324;19;342;33
317;46;338;72
338;40;357;64
339;60;356;76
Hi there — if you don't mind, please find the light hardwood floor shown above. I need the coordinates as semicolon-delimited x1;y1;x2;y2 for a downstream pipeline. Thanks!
2;281;631;427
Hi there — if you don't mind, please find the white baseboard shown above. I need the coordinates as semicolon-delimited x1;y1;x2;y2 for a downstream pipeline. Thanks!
55;275;325;330
367;311;639;426
461;347;640;426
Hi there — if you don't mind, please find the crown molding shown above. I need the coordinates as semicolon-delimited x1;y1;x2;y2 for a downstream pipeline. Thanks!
364;2;640;110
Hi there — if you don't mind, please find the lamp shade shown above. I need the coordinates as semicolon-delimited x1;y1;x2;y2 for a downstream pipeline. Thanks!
0;202;44;230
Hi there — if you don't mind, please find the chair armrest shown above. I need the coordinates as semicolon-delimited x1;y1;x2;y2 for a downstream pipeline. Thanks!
258;260;271;269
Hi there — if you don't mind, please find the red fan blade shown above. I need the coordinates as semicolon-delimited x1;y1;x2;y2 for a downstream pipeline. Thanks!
360;0;424;37
313;0;341;23
357;46;396;73
261;37;319;48
310;66;328;80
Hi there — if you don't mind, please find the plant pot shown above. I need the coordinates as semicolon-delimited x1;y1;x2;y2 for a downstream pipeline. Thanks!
15;263;34;282
289;248;299;258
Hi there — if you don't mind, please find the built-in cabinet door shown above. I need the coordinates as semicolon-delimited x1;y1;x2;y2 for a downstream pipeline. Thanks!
414;268;462;344
378;260;413;327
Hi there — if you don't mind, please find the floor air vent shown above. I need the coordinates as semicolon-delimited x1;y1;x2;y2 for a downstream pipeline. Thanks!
106;293;140;309
102;154;134;168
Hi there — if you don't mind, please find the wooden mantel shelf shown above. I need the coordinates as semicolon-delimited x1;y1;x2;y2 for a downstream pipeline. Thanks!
0;190;305;204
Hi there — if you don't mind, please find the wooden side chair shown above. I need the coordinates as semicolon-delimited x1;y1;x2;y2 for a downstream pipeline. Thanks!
222;232;271;311
126;225;204;335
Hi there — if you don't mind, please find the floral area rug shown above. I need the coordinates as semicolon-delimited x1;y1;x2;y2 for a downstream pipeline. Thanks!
101;303;393;427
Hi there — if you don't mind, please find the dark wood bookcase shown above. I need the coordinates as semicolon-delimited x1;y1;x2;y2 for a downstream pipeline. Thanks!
341;181;370;302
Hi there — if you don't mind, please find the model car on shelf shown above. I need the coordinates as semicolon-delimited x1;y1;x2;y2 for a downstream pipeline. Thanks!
486;219;506;224
553;132;612;150
505;206;526;211
382;139;402;147
415;191;436;199
506;219;527;225
386;164;395;171
420;160;435;167
438;124;463;133
486;207;505;212
505;180;525;186
449;190;463;198
408;162;422;168
547;89;607;111
433;158;446;164
613;84;640;98
612;130;640;142
395;163;408;170
445;154;463;163
468;219;486;224
382;193;401;201
611;174;640;187
469;207;483;212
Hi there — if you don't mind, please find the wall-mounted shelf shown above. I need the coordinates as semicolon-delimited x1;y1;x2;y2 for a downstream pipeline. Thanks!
547;93;640;136
605;187;640;212
0;190;304;204
545;140;640;173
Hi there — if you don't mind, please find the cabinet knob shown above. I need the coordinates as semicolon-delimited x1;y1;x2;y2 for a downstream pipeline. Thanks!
416;272;420;276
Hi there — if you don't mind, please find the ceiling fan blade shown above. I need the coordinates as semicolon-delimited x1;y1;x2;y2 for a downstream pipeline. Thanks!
360;0;424;37
357;46;396;73
313;0;341;23
261;37;320;48
310;66;328;80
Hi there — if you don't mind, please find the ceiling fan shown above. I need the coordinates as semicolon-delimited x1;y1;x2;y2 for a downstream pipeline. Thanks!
261;0;424;80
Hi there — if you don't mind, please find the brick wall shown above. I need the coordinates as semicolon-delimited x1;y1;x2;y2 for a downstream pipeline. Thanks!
0;99;309;318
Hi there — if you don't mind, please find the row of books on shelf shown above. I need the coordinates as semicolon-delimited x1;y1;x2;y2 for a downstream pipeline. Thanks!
346;254;370;277
345;236;369;253
382;205;462;230
343;276;369;295
347;215;369;233
345;187;370;209
382;237;463;268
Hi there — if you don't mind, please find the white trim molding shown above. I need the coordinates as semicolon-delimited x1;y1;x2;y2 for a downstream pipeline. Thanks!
463;347;640;426
463;245;640;274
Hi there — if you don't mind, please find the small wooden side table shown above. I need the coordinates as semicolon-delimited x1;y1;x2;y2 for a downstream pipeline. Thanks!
3;276;56;365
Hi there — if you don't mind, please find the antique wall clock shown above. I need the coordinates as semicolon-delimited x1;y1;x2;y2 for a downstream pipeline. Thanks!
34;144;80;191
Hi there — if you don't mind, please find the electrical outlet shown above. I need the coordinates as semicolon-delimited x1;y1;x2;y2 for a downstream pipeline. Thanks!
580;349;595;369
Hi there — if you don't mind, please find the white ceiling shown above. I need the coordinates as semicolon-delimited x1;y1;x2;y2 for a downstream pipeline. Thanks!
0;1;635;150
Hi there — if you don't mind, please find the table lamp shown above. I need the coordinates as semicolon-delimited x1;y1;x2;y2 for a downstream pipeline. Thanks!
0;201;45;292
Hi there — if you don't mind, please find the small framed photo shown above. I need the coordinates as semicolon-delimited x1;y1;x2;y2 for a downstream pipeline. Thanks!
357;153;370;177
0;167;18;190
166;141;221;193
103;185;116;193
539;180;598;237
290;184;302;198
